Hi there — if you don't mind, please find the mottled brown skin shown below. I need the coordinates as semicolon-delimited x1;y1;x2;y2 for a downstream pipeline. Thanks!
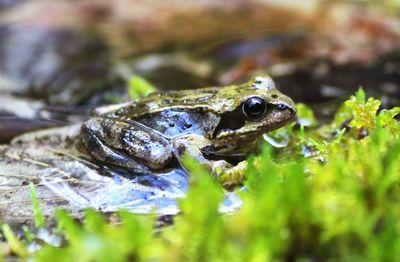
79;76;296;185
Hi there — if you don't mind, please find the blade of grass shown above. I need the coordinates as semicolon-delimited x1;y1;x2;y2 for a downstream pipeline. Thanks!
29;183;45;228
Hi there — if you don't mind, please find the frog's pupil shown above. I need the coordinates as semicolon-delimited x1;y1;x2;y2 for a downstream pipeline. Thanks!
242;97;266;118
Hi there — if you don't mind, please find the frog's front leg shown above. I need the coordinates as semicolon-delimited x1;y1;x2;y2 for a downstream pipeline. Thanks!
80;117;173;172
172;134;247;188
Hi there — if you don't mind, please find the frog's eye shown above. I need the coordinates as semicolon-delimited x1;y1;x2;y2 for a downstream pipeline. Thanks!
242;97;267;119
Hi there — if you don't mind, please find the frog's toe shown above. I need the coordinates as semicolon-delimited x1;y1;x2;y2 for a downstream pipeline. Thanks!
215;161;247;189
210;160;232;173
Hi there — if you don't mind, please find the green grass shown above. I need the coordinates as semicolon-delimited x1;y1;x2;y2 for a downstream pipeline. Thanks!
1;90;399;261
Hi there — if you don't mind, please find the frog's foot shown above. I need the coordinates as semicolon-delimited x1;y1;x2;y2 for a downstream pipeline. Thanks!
172;134;246;189
213;161;247;189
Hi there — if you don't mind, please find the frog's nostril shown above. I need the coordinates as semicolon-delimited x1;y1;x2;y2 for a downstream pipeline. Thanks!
277;103;288;111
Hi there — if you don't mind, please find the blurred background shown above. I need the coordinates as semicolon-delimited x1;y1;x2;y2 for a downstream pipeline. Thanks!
0;0;399;142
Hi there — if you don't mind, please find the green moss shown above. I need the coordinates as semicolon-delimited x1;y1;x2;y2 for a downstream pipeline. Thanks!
128;76;156;99
2;91;400;261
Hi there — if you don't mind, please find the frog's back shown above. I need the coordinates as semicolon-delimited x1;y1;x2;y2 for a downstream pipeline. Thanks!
102;87;221;138
134;108;219;138
123;87;219;116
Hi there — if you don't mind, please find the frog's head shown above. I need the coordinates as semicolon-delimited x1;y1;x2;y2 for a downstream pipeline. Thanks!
212;75;296;141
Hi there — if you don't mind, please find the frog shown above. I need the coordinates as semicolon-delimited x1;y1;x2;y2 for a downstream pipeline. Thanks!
79;75;296;188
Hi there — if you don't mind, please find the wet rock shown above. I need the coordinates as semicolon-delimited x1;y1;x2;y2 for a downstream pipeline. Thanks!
0;24;115;104
0;94;90;142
